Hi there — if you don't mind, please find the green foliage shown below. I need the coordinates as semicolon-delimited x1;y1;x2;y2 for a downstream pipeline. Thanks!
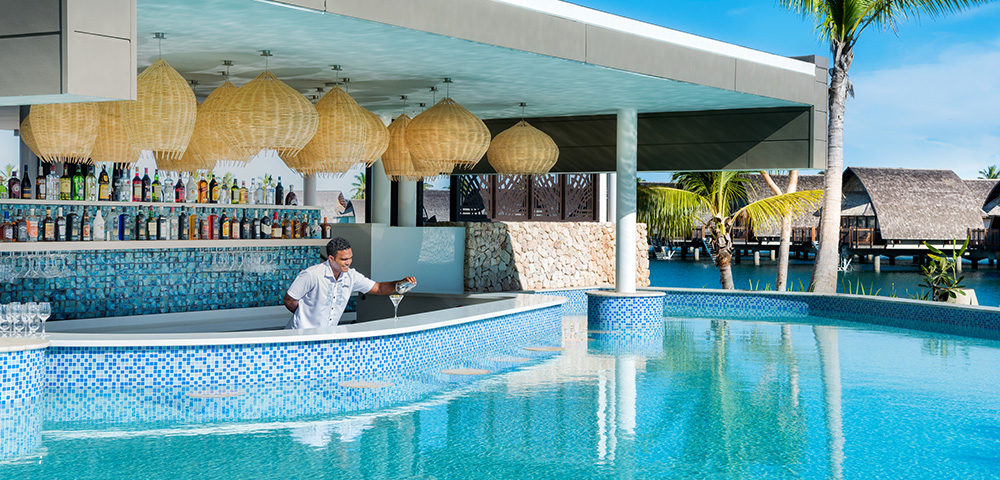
919;239;969;302
747;279;773;291
351;171;366;199
840;278;881;296
979;165;1000;179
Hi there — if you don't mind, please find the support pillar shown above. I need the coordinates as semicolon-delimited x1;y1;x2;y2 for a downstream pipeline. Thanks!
397;179;417;227
615;108;637;294
607;173;617;226
957;257;963;272
302;174;317;206
770;250;776;261
693;248;700;261
874;255;880;273
754;251;760;266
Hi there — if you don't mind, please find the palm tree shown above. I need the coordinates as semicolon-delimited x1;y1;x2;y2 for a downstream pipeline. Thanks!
638;171;822;289
351;171;365;199
780;0;991;293
979;165;1000;179
760;171;802;291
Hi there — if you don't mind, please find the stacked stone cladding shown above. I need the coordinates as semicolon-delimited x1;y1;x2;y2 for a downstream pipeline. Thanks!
437;222;650;292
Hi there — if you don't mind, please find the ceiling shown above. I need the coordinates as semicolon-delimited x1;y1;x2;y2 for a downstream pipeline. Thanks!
134;0;808;121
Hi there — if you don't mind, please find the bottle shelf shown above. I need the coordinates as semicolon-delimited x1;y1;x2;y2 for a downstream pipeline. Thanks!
0;238;330;252
0;198;319;211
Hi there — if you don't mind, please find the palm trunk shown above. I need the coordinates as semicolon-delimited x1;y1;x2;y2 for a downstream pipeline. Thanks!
760;171;799;291
810;41;851;294
710;228;735;289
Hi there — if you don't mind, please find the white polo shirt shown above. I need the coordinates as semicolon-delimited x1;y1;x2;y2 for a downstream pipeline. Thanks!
285;262;376;329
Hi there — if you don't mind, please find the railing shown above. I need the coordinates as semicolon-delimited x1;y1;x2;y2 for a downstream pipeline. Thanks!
843;227;876;248
792;227;815;244
969;228;1000;249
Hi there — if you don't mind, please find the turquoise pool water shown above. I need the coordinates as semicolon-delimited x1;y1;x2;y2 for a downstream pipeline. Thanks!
4;313;1000;479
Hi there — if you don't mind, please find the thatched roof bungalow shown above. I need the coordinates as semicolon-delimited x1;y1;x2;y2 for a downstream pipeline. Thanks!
744;174;824;239
842;167;983;248
974;179;1000;228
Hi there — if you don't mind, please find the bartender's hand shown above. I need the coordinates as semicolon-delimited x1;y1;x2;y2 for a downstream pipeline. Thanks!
371;276;416;295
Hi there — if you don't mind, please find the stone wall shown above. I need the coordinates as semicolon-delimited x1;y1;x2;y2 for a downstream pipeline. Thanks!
438;222;650;292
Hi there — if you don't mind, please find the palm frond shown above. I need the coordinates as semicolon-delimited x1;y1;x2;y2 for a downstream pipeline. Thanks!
637;185;707;238
734;189;824;235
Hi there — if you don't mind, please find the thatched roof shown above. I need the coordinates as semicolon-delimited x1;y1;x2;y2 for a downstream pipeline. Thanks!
976;180;1000;216
744;174;824;236
424;189;450;221
964;179;998;211
844;167;982;241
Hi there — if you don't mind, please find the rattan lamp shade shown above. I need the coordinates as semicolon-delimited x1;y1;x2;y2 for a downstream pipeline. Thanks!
360;107;389;166
290;86;367;175
199;81;253;166
381;114;420;181
213;71;318;159
487;120;559;174
405;97;490;172
123;59;197;164
30;102;100;164
161;103;217;173
91;101;140;165
18;116;40;158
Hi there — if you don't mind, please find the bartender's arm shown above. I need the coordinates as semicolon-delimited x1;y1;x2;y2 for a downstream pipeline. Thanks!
283;293;299;313
368;276;417;295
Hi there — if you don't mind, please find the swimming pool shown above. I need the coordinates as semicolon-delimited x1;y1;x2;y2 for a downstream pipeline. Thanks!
3;291;1000;478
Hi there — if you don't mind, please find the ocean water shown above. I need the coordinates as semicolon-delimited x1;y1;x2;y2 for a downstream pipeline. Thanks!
648;257;1000;307
4;314;1000;479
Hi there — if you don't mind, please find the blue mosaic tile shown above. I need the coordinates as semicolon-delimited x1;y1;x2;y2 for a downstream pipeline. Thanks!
586;294;665;330
0;350;46;460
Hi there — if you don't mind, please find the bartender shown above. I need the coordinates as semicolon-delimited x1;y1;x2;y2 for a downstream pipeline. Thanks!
284;237;416;329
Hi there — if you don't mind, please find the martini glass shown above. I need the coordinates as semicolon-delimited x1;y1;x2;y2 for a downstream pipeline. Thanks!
389;294;403;319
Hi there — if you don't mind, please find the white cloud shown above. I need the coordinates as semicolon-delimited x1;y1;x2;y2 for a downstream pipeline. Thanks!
844;36;1000;178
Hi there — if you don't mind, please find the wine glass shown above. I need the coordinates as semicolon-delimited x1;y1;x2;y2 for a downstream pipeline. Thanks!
26;302;40;338
9;302;24;337
38;302;51;336
389;294;403;319
0;304;10;337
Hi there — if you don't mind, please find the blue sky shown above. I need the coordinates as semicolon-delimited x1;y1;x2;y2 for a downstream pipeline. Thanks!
568;0;1000;179
2;1;998;186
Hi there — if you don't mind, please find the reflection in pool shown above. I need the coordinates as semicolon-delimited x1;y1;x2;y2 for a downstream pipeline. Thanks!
5;314;1000;479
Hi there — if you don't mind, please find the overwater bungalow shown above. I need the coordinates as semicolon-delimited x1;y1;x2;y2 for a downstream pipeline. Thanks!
733;174;825;253
969;178;1000;250
839;167;983;261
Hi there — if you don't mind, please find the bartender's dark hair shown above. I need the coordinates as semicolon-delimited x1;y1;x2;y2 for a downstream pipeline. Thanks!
327;237;352;258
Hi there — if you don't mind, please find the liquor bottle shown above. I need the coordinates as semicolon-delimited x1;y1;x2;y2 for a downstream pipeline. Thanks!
230;214;239;239
220;180;230;205
35;165;46;200
118;209;132;241
47;166;59;200
256;179;267;205
8;167;21;199
132;168;142;202
199;211;209;240
311;218;320;239
264;179;275;205
106;208;117;241
42;208;55;242
72;164;85;201
188;209;200;240
98;165;111;201
240;181;249;205
146;207;158;241
86;165;98;201
20;165;32;199
177;208;188;240
135;208;146;241
66;208;79;241
93;209;105;242
26;208;39;242
141;168;152;202
274;177;284;206
288;215;297;239
227;179;237;204
81;208;91;241
175;176;185;203
162;171;173;203
209;209;219;240
321;217;331;239
14;211;27;242
278;212;288;239
55;207;67;241
158;208;169;240
0;212;12;242
240;212;249;239
110;165;121;201
196;174;207;203
220;210;230;239
260;211;272;239
209;175;219;203
151;170;162;203
58;165;70;200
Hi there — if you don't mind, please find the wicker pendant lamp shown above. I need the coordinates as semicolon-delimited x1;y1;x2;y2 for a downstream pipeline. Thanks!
159;103;217;173
30;102;100;164
123;58;198;165
18;116;40;158
487;120;559;174
292;86;367;175
360;107;389;166
91;101;140;165
405;97;490;173
213;71;318;159
381;114;422;181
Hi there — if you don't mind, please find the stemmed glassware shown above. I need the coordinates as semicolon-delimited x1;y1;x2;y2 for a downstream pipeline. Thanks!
26;302;40;337
389;294;403;319
0;304;10;337
38;302;50;335
0;301;52;338
9;302;24;336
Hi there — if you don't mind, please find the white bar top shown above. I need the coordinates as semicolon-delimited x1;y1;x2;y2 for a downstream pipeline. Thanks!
0;337;50;353
45;293;567;348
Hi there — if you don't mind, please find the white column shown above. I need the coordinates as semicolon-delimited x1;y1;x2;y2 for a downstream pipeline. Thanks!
302;174;317;206
398;178;417;227
597;174;608;223
607;173;617;225
371;159;391;224
616;108;637;294
371;114;392;225
615;356;637;436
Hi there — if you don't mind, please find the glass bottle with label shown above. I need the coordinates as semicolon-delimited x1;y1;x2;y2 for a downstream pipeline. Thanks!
264;179;275;205
35;165;46;200
199;210;210;240
209;209;219;240
274;177;284;206
240;181;249;205
285;185;297;206
20;165;31;199
146;207;158;241
197;174;208;203
106;208;117;241
98;165;111;201
260;211;272;239
93;209;105;241
42;208;55;242
118;209;132;241
209;175;219;203
132;168;142;202
55;207;67;241
14;211;26;242
162;171;173;203
220;180;231;205
177;207;188;240
175;176;186;203
188;209;199;240
156;207;168;240
80;208;91;241
110;165;121;201
67;208;80;241
141;168;152;202
26;208;39;242
230;179;240;204
86;165;98;201
220;210;230;239
8;167;21;199
72;165;85;201
0;212;12;242
151;170;161;203
47;166;59;200
134;208;146;241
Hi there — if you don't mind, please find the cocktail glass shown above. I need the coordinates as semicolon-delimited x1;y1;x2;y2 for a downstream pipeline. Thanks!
389;294;403;319
38;302;51;335
26;302;40;338
9;302;24;336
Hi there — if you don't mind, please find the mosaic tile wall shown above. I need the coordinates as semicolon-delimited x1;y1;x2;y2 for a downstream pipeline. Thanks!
45;305;563;389
587;293;666;330
659;290;811;319
0;245;321;320
0;349;46;460
534;288;598;316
